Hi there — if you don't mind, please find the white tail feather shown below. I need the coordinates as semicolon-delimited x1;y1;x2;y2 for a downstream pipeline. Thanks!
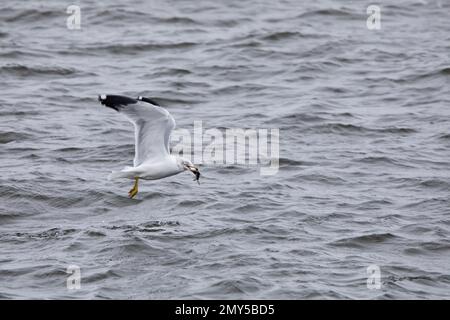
108;167;135;180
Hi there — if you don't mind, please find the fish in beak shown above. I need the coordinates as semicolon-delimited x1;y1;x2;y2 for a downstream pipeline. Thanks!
185;165;201;184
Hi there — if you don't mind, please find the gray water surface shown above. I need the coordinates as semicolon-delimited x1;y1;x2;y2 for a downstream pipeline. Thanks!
0;0;449;299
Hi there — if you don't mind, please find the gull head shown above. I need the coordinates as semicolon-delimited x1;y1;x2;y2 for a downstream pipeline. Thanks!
178;158;200;184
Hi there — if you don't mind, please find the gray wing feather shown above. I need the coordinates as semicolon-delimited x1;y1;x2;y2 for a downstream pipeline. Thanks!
99;95;175;166
126;104;176;166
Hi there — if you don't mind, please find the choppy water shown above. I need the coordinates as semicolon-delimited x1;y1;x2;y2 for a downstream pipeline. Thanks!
1;0;449;299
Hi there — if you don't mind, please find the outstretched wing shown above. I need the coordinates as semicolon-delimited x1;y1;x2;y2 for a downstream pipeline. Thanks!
99;95;176;166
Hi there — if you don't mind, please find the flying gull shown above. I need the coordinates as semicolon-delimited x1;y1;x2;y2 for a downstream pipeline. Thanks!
98;94;200;198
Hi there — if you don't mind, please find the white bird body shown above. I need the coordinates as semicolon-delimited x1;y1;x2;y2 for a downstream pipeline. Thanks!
98;94;200;198
112;155;182;180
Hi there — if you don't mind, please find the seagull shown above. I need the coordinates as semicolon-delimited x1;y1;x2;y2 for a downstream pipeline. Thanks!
98;94;200;198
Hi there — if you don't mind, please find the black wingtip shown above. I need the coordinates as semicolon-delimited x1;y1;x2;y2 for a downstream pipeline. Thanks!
98;94;106;104
98;94;137;111
98;94;117;111
137;96;161;106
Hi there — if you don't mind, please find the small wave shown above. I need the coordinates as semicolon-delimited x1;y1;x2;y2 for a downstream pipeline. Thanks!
0;211;25;222
0;110;40;117
0;64;78;77
279;158;306;166
211;83;270;95
260;31;303;41
82;269;122;283
178;199;207;207
84;230;107;237
330;233;399;248
0;50;50;58
0;131;31;144
401;197;449;210
307;123;417;135
383;274;450;291
211;19;243;28
105;221;180;234
439;67;450;75
395;67;450;83
139;221;180;228
418;179;450;190
100;236;168;257
354;156;404;166
232;204;264;214
151;68;192;77
357;199;394;210
89;8;150;24
86;42;197;55
419;242;450;252
292;173;346;185
309;123;367;134
379;127;417;134
0;182;113;209
3;9;61;23
319;86;349;94
301;40;356;59
9;228;79;241
54;147;84;153
155;16;200;25
273;113;326;124
207;277;264;295
438;133;450;140
297;8;357;19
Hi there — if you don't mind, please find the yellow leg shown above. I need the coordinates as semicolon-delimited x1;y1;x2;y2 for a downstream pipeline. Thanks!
128;177;139;199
